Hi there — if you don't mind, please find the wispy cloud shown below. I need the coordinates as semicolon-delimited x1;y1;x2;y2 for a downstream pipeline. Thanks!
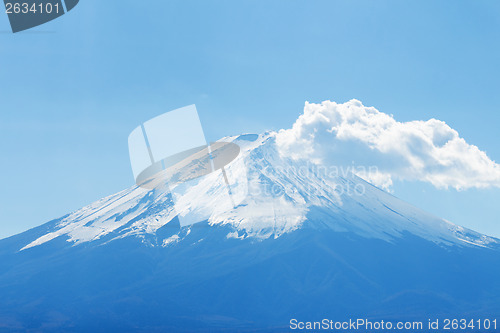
276;99;500;191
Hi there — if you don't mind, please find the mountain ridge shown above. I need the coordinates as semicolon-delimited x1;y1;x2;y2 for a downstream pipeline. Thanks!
15;132;498;253
1;132;499;332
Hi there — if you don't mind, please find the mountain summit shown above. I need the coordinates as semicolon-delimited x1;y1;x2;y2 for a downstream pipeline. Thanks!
19;132;498;251
1;132;499;332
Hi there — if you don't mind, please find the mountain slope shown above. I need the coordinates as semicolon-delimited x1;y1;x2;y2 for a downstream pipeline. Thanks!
0;133;499;332
18;133;498;251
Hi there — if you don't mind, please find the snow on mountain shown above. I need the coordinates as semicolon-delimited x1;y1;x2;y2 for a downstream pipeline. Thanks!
3;131;500;333
20;132;498;252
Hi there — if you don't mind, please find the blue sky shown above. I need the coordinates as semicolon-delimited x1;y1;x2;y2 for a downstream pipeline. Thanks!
0;0;499;239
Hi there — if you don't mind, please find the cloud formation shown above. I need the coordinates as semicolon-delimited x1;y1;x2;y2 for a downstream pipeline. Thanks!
276;99;500;191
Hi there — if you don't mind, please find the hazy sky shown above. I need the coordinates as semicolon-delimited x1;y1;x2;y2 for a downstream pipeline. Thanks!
1;0;499;239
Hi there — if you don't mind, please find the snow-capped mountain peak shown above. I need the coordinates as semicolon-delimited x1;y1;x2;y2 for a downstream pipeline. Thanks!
20;132;498;251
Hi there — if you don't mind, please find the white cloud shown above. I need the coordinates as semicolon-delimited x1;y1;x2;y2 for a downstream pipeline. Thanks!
276;99;500;191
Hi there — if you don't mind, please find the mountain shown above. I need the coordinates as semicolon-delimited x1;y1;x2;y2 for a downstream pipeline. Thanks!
0;133;499;332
